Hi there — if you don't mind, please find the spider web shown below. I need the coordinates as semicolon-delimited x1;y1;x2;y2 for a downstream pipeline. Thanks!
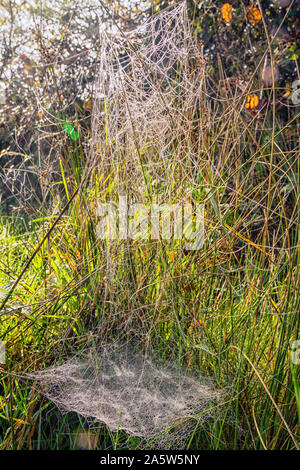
92;1;206;173
29;3;226;449
30;341;224;449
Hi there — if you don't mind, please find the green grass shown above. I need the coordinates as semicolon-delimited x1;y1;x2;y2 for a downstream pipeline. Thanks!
0;66;299;450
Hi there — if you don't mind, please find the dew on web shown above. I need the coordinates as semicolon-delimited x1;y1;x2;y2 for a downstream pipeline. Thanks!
29;2;226;449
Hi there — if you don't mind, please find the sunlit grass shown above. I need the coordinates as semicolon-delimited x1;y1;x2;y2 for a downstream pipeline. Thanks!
0;63;299;450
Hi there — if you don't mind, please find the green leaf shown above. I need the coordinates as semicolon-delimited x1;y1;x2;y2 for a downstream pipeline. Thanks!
63;122;79;141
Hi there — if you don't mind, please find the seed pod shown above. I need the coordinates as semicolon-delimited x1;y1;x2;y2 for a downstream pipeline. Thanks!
261;63;280;86
274;0;291;7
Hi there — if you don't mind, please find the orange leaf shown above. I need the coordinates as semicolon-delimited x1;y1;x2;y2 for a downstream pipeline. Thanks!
246;6;262;25
245;94;259;110
221;3;233;23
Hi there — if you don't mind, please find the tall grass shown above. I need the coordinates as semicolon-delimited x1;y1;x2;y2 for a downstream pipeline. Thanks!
0;51;299;449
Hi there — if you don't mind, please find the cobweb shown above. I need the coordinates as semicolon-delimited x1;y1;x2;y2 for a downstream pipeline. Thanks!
92;1;206;174
29;3;225;449
90;0;208;298
30;342;224;449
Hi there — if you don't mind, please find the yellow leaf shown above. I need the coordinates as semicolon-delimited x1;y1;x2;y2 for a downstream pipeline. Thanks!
23;62;32;71
13;418;30;425
224;223;272;257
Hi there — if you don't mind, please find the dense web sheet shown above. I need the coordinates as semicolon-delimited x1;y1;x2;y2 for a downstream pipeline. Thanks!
30;343;223;449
